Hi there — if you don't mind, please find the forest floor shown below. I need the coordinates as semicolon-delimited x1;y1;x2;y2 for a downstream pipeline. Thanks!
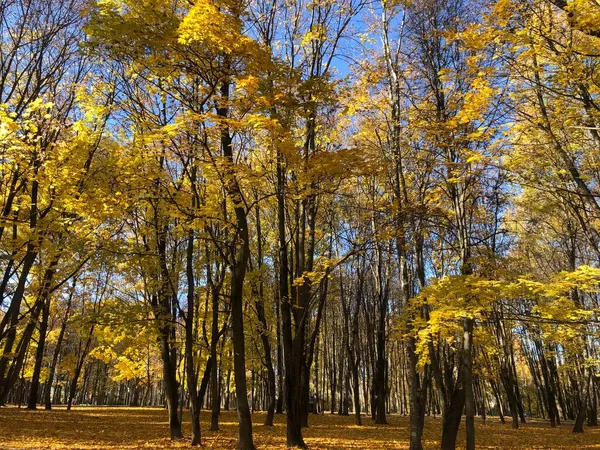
0;406;598;449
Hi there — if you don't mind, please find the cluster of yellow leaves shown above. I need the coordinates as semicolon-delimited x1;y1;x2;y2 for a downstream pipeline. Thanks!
565;0;600;36
449;76;495;128
89;299;160;383
405;266;600;367
178;0;257;56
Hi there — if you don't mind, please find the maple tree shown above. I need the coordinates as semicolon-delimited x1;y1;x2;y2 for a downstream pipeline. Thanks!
2;0;600;449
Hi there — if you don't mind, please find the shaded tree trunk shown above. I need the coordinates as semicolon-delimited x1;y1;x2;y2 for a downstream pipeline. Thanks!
218;78;255;450
44;281;74;409
185;229;202;446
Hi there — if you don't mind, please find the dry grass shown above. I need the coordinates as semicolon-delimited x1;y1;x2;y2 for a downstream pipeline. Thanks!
0;406;597;449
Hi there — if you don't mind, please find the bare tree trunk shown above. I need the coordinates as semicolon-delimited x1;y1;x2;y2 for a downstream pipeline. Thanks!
185;230;202;446
27;297;50;410
218;78;255;450
45;281;74;409
463;318;475;450
27;253;61;409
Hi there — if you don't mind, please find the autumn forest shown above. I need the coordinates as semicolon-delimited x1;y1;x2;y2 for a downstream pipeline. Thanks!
1;0;600;449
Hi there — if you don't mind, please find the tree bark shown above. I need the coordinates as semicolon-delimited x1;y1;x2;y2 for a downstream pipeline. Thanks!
44;281;74;409
218;79;255;450
27;297;50;410
185;230;202;446
462;317;475;450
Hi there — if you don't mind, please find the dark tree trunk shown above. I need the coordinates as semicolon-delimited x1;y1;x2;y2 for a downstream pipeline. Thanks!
160;332;182;439
27;254;61;410
185;230;202;446
0;154;41;390
210;324;221;431
351;361;361;425
573;373;590;433
441;386;465;450
0;249;38;393
374;315;387;424
408;338;426;450
218;79;255;450
44;286;72;410
462;318;475;450
68;328;95;411
275;287;284;414
0;297;44;404
573;401;587;433
253;202;276;427
206;250;225;432
153;203;183;440
276;113;307;447
27;297;50;410
588;387;598;426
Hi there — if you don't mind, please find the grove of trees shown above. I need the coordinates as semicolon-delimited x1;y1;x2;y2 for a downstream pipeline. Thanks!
1;0;600;449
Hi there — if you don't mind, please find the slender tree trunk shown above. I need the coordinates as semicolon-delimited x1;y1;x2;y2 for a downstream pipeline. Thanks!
573;372;590;433
276;286;284;414
463;318;475;450
0;249;38;392
210;315;221;431
276;115;307;447
374;300;387;424
27;297;50;409
0;297;44;404
218;79;255;450
0;155;41;389
44;285;73;410
68;328;95;410
253;203;276;426
408;338;425;450
185;230;202;446
27;253;61;410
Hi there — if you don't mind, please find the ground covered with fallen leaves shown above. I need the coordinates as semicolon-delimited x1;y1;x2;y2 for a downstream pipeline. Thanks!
0;407;598;449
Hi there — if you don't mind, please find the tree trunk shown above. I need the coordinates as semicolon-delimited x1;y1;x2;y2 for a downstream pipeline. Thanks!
27;253;61;409
44;285;73;410
275;287;284;414
161;334;182;439
463;318;475;450
276;113;307;448
218;79;255;450
573;373;590;433
185;231;202;446
210;338;221;431
408;338;425;450
0;297;44;404
253;202;276;426
27;297;50;410
441;386;465;450
374;318;387;424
